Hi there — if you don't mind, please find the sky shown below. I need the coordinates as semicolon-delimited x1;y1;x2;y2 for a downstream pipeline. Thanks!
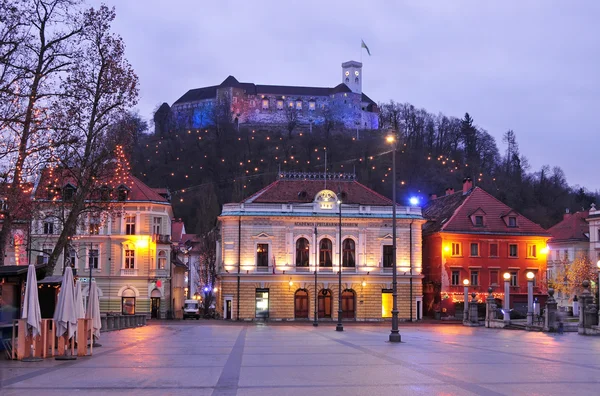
91;0;600;191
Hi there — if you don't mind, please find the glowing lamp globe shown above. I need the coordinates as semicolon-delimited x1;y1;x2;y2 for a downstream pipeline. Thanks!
503;272;511;281
386;134;395;143
526;272;535;280
597;260;600;269
463;279;469;286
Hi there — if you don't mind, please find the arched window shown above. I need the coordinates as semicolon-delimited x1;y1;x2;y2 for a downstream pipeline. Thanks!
295;238;309;267
342;238;355;267
157;250;167;269
355;77;359;84
319;238;332;267
345;77;349;83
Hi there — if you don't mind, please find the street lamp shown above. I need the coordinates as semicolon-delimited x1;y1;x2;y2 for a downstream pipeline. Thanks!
463;278;469;322
313;226;318;327
596;260;600;305
526;271;535;326
336;200;344;332
503;272;511;324
386;130;401;342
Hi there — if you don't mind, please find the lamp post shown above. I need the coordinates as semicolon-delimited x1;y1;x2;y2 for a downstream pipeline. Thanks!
336;200;343;332
503;272;511;324
526;271;535;325
463;278;470;322
386;130;401;342
313;226;318;327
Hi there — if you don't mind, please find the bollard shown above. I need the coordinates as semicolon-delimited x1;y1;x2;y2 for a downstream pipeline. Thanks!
579;280;598;333
544;288;558;332
485;287;496;328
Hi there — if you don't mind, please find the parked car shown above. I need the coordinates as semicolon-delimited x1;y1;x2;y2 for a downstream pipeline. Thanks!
183;299;200;320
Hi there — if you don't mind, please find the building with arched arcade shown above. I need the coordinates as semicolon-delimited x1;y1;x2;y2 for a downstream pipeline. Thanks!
216;172;425;321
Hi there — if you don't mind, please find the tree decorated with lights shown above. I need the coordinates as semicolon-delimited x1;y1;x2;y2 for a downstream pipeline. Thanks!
552;253;597;302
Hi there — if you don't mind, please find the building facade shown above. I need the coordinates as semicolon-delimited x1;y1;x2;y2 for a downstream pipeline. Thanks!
216;172;424;322
156;61;379;134
587;204;600;267
422;179;551;318
546;209;590;307
30;169;175;319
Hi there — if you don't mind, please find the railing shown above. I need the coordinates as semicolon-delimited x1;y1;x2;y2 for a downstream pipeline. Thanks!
295;266;311;273
255;266;270;273
153;234;171;244
149;269;168;278
121;268;138;276
342;266;356;273
382;267;393;273
319;267;334;273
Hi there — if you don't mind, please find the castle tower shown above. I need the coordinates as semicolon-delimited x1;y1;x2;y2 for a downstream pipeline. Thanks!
341;60;362;94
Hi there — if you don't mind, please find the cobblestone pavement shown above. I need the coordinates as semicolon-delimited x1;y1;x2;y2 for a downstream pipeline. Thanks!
1;322;600;395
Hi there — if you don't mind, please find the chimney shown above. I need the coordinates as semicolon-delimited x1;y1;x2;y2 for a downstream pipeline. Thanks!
563;208;571;221
462;177;473;194
445;188;454;196
429;193;438;201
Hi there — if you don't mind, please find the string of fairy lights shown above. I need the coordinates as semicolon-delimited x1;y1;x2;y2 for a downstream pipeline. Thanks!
139;128;501;201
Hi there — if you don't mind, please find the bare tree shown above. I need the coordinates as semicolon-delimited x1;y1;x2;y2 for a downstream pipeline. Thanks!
284;105;298;139
197;228;219;318
44;4;138;274
0;0;83;265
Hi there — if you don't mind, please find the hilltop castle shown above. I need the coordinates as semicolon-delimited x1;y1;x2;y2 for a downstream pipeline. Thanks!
154;61;379;134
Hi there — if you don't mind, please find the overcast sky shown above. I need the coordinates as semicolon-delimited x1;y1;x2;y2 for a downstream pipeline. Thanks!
92;0;600;191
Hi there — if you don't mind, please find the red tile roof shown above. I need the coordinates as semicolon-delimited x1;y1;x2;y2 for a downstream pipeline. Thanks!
423;187;549;236
547;211;589;243
34;167;168;203
0;183;34;221
243;179;393;206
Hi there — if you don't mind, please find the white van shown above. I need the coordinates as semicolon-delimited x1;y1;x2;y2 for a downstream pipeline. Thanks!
183;299;200;320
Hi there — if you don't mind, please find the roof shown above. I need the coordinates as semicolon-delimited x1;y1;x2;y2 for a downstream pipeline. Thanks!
0;182;34;221
0;264;46;278
171;220;186;243
172;257;188;269
242;179;393;206
423;187;549;236
34;167;169;203
173;85;218;105
547;211;590;243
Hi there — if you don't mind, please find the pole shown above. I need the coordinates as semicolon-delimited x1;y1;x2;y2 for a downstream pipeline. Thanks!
409;221;413;322
527;278;533;326
336;202;343;331
313;226;318;327
389;135;400;342
463;285;469;322
503;277;511;324
237;216;241;321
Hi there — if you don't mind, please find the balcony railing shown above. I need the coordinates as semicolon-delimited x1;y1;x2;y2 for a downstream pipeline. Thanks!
153;234;171;244
255;266;271;273
121;268;138;276
295;266;311;273
341;266;356;273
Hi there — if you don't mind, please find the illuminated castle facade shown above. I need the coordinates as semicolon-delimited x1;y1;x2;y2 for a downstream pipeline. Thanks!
155;61;379;134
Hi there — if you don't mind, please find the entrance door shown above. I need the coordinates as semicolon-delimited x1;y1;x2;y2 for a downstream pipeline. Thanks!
294;289;309;319
151;297;160;319
225;299;232;320
318;289;332;318
342;290;355;319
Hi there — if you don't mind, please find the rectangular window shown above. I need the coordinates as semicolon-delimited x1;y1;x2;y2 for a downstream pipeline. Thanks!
89;216;100;235
296;100;302;110
508;216;517;227
527;244;537;258
470;243;479;257
510;271;518;287
88;248;99;269
125;215;135;235
451;242;461;257
288;101;294;108
475;215;483;226
382;245;393;267
509;244;518;257
232;96;238;104
490;270;499;286
381;290;393;318
255;288;269;318
67;248;77;267
451;270;460;286
122;297;135;315
256;244;269;267
153;217;162;235
309;101;316;111
470;270;479;286
261;99;269;109
125;249;135;269
43;221;54;235
276;100;283;110
489;243;498;257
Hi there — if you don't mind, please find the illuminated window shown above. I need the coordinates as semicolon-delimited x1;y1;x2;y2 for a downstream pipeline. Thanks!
256;244;269;268
309;101;316;111
295;238;309;267
342;239;355;267
470;270;479;286
470;243;479;257
277;100;283;110
319;239;333;267
381;290;392;318
451;270;460;286
261;99;269;109
527;244;537;258
288;101;294;108
509;244;518;258
125;249;135;269
89;215;101;235
125;215;135;235
122;289;135;315
489;243;498;257
296;100;302;110
157;250;167;269
255;288;269;318
451;242;461;257
382;245;393;268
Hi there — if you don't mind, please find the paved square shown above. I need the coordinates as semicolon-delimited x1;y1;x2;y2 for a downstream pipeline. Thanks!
1;322;600;395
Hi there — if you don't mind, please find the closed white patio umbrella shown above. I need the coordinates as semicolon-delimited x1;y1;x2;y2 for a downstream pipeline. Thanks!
74;280;85;320
21;264;42;362
53;267;77;359
86;280;102;345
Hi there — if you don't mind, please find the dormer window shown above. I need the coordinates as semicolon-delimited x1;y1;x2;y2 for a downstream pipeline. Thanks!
474;216;484;227
63;184;76;202
508;216;517;227
117;185;129;202
100;186;110;201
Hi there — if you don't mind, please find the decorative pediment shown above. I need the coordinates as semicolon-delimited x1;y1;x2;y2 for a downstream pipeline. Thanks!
253;232;271;239
380;233;393;240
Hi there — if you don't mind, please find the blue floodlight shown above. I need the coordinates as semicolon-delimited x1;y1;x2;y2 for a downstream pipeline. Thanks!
409;197;419;206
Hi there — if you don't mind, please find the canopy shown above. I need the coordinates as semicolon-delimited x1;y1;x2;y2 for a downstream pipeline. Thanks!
53;267;77;339
21;264;42;337
86;280;102;340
